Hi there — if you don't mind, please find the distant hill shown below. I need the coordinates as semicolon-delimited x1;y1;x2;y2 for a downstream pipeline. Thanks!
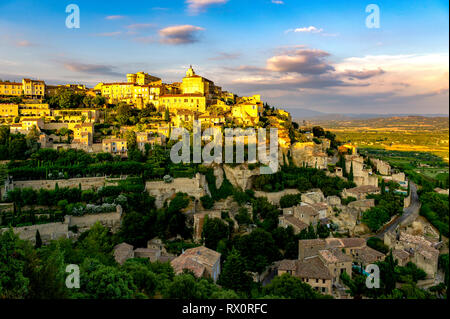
305;116;449;132
284;108;326;118
288;108;448;121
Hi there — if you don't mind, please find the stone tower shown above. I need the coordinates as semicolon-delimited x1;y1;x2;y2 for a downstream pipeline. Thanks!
186;65;195;77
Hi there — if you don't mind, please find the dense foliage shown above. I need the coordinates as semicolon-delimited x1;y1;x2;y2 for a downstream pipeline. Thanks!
253;164;355;197
362;187;404;232
419;192;449;237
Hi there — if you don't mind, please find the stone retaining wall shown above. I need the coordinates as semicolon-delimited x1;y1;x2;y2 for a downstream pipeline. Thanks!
145;174;207;208
254;189;300;206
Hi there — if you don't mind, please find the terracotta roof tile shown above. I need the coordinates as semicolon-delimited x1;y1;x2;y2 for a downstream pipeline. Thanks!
297;256;332;280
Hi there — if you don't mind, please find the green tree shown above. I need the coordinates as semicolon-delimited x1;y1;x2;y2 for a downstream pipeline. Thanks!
235;228;281;273
348;162;354;182
202;217;229;250
76;260;137;299
8;134;28;159
164;107;170;121
235;207;252;225
377;251;398;295
0;125;10;145
200;195;214;209
121;259;158;297
0;229;30;298
218;249;253;295
35;230;42;248
164;273;199;299
77;222;115;263
116;103;134;125
279;194;302;208
124;130;137;151
263;273;319;299
28;242;69;298
340;271;367;299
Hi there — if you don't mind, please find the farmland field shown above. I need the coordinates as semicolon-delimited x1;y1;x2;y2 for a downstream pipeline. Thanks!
311;116;449;162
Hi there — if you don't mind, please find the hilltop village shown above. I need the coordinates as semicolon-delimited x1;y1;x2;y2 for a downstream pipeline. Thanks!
0;68;448;299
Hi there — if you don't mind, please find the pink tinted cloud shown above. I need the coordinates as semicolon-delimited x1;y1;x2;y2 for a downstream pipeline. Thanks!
159;25;205;44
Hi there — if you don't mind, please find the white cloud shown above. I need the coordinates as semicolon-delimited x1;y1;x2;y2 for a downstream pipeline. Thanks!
272;0;284;4
334;53;449;97
105;15;126;20
159;25;205;44
266;49;334;74
186;0;228;14
293;26;323;33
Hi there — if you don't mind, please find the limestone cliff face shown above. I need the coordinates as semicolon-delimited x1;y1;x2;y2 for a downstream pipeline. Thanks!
329;205;371;236
213;165;224;189
223;164;260;190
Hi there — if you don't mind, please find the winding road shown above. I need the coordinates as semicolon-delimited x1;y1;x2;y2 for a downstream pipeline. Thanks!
376;182;421;239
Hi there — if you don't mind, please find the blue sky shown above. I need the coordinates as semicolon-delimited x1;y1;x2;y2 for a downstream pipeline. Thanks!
0;0;448;114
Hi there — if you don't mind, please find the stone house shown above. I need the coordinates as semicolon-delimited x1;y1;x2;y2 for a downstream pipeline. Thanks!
279;215;308;234
283;203;320;226
345;154;378;187
309;202;329;219
134;248;162;262
299;237;385;268
277;257;333;294
113;243;135;265
372;158;391;175
342;185;380;200
113;239;175;265
301;190;325;204
170;246;221;282
318;248;353;285
298;239;327;260
351;246;385;265
384;231;439;279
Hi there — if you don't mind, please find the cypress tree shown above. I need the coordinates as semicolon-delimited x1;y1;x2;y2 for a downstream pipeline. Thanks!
35;229;42;248
164;107;170;121
348;162;354;181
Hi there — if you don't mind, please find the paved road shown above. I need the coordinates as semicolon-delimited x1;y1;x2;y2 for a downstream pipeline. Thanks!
376;182;421;239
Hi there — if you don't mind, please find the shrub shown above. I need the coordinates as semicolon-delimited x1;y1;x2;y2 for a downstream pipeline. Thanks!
200;195;214;209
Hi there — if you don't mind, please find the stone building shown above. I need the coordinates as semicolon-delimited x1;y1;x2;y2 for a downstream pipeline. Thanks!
290;142;328;170
279;215;308;234
384;231;439;279
372;158;391;175
318;248;353;285
170;246;221;282
345;154;378;187
113;243;135;265
341;185;380;200
301;190;326;205
277;257;333;294
113;239;175;265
